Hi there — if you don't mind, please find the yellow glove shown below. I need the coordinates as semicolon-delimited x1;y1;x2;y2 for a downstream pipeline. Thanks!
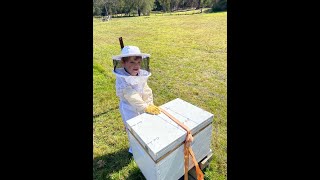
145;105;161;115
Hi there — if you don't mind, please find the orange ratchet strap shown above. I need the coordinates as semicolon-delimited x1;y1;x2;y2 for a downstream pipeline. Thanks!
159;107;204;180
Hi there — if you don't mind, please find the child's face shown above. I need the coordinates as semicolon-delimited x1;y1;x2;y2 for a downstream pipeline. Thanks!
122;56;142;76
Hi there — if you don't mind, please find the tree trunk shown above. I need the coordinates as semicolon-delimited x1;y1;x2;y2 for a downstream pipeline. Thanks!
104;5;108;16
196;0;201;9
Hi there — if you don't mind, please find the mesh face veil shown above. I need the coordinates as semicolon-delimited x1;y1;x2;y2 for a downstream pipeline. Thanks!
112;56;151;91
112;46;152;91
113;56;150;73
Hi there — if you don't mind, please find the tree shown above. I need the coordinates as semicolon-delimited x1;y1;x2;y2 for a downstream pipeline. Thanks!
123;0;136;16
159;0;171;12
141;0;155;15
153;0;163;11
170;0;180;11
134;0;154;16
196;0;201;9
196;0;213;12
202;0;214;8
103;0;119;15
184;0;198;9
93;0;105;16
212;0;227;12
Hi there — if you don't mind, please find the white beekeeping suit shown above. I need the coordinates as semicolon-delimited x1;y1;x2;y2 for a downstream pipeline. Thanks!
112;45;160;154
113;67;154;124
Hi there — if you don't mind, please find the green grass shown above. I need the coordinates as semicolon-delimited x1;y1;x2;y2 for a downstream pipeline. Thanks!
150;8;211;16
94;10;227;180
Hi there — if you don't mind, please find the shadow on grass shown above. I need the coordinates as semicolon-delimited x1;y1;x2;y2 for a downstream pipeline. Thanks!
126;166;146;180
202;8;227;14
110;16;138;19
203;9;212;13
93;148;210;180
93;148;132;179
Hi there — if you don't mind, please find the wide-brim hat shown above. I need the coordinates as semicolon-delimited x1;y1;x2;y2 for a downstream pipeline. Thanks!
112;46;150;60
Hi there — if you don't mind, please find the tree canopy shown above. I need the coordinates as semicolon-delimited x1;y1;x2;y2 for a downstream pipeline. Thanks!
93;0;227;16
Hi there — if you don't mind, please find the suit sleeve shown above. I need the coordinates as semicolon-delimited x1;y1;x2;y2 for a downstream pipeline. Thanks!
123;86;148;112
142;83;154;105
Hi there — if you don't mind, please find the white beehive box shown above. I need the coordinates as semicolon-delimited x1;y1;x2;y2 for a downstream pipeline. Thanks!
126;98;214;180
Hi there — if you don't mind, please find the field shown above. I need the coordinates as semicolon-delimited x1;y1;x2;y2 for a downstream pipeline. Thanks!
93;11;227;180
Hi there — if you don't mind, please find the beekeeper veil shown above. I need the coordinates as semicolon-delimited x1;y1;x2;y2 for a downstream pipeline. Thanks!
112;46;152;94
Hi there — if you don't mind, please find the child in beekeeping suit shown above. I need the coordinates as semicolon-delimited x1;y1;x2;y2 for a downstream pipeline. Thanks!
112;45;161;154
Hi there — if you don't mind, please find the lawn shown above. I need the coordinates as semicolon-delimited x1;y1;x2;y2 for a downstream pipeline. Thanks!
93;11;227;180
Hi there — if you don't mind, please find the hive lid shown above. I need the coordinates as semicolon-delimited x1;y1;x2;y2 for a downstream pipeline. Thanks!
126;98;214;162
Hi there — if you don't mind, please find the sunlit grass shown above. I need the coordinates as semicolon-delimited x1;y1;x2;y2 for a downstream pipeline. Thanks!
94;10;227;180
